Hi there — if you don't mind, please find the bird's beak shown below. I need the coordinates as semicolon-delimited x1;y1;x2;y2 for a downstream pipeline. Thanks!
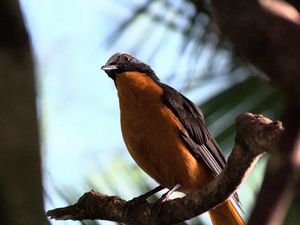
101;64;118;71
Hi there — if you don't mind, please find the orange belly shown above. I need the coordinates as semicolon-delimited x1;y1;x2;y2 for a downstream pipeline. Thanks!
116;72;212;192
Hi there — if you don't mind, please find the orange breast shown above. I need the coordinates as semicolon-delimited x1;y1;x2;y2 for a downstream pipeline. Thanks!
115;72;211;192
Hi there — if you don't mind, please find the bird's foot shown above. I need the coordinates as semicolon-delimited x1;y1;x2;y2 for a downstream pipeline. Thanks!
151;184;182;224
123;186;164;216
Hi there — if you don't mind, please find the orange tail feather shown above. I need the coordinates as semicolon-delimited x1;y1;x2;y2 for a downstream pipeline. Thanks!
208;200;244;225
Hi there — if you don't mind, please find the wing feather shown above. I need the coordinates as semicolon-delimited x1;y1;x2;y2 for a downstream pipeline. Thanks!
161;83;242;210
161;84;226;173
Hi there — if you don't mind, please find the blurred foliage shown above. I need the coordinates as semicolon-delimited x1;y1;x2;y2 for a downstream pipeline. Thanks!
284;190;300;225
202;76;284;153
110;0;250;85
51;0;300;225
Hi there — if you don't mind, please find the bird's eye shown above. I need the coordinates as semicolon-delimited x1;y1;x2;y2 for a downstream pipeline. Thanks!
124;55;130;62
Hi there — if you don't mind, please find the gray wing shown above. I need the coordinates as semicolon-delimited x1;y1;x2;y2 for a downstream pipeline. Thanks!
161;83;226;176
161;83;242;210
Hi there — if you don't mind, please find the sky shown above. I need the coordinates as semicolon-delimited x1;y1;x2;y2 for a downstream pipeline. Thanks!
19;0;257;224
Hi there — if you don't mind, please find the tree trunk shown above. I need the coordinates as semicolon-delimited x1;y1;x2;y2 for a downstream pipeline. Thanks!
0;1;47;224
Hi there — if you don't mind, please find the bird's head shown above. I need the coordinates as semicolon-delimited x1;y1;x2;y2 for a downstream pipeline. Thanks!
101;52;159;81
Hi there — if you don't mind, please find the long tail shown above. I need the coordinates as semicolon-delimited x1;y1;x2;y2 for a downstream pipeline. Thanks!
208;200;244;225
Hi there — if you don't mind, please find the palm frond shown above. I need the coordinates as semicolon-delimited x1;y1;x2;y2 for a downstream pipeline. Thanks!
201;76;284;153
107;0;250;85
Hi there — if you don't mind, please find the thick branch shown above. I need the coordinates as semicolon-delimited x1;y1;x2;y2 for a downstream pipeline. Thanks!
47;113;284;225
211;0;300;105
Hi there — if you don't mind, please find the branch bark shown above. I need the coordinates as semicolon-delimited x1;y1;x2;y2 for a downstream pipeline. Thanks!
248;107;300;225
47;113;284;225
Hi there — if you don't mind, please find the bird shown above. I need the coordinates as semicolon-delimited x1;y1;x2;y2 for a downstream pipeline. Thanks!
101;52;244;225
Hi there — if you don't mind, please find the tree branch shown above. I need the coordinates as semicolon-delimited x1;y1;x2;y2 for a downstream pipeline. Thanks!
47;113;284;225
248;107;300;225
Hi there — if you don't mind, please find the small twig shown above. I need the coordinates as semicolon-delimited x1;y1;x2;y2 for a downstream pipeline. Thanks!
47;113;284;225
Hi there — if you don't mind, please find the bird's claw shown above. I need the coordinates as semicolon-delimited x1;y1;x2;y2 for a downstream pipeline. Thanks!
123;195;149;215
